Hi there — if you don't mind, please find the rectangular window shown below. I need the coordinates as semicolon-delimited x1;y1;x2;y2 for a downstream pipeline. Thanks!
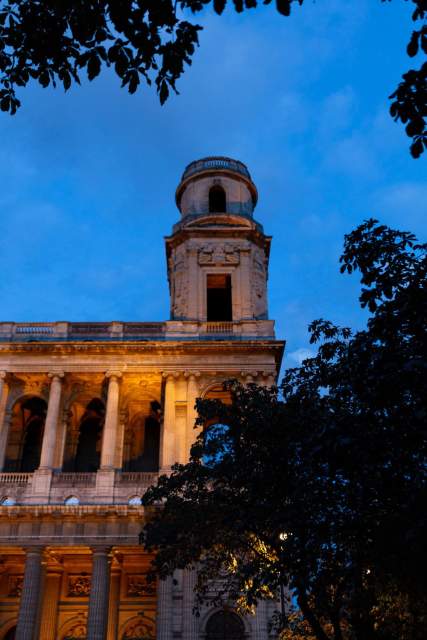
206;274;232;321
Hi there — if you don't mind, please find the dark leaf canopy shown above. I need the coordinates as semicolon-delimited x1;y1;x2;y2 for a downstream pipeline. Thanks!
0;1;425;155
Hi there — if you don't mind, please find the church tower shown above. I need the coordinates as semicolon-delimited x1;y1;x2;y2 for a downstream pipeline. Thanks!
166;157;272;330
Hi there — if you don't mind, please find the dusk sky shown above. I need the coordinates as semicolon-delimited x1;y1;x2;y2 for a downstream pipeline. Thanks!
0;0;425;370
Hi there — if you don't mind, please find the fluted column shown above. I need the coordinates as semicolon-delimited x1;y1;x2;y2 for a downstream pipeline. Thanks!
156;576;173;640
182;569;199;639
252;599;269;640
39;373;64;469
185;373;200;461
100;372;121;470
160;374;176;470
0;371;11;470
87;547;111;640
39;570;62;640
15;547;44;640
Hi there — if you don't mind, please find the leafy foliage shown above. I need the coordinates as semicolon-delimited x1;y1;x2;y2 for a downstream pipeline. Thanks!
0;1;425;155
142;220;427;640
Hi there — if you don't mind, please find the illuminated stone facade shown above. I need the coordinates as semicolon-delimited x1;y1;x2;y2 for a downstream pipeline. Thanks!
0;157;284;640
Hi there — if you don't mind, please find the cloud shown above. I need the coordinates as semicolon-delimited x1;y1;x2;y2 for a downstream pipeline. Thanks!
372;183;427;235
288;347;316;366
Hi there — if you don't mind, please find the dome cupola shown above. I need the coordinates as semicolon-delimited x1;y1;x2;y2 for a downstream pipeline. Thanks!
175;156;258;219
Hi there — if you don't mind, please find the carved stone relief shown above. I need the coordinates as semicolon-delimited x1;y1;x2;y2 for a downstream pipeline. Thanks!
126;573;154;597
7;575;23;597
252;246;267;318
67;574;91;597
170;245;188;318
122;616;155;639
198;242;240;265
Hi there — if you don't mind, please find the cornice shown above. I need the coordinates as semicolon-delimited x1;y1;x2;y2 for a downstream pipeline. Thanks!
0;504;145;520
0;339;285;356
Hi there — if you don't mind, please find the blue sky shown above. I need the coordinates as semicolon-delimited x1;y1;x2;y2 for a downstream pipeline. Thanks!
0;0;425;369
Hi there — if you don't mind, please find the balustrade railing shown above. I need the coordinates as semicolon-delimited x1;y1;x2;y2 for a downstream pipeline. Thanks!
115;471;158;487
51;472;97;487
205;321;234;335
0;472;32;485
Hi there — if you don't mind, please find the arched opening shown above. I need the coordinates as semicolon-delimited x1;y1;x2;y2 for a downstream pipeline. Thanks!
73;398;105;472
206;610;245;640
4;397;47;472
209;185;226;213
4;626;16;640
123;402;160;472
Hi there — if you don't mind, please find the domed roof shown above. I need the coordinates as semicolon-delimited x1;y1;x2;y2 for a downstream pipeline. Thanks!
181;156;252;181
176;156;258;212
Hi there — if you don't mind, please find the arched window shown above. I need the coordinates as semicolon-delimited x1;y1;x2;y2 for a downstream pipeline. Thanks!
209;185;226;213
4;396;47;472
206;610;245;640
123;401;160;472
73;398;105;472
4;626;16;640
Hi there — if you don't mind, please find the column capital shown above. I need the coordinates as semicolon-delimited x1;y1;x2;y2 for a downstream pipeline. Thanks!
48;371;65;381
162;371;180;380
105;370;122;380
0;371;7;381
241;370;258;382
184;370;201;379
90;545;112;556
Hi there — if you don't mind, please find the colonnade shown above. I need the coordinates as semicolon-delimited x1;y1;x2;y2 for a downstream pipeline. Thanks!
0;369;211;476
13;546;111;640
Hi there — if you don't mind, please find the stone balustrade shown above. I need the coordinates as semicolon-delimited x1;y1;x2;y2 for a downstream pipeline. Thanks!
0;471;159;505
0;320;275;341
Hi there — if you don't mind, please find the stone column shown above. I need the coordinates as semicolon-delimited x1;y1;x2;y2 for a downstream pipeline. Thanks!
156;576;173;640
253;599;269;640
39;570;62;640
87;547;111;640
0;371;11;470
15;547;44;640
100;372;122;470
39;373;64;469
186;373;200;461
160;374;176;470
182;569;199;639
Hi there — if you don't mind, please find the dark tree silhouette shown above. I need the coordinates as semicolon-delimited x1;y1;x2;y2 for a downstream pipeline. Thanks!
0;1;425;156
142;220;427;640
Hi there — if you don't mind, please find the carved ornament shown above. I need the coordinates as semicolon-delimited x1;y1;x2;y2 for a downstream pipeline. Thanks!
122;616;155;640
68;574;91;597
126;574;154;597
198;243;240;265
7;575;23;597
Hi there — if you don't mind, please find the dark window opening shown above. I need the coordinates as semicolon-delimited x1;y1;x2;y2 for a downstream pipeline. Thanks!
207;274;232;321
206;611;245;640
72;398;105;472
209;185;226;213
123;401;161;472
4;627;16;640
4;397;46;472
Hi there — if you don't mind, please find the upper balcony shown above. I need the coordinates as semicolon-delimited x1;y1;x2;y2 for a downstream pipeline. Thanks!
0;470;159;507
0;320;275;342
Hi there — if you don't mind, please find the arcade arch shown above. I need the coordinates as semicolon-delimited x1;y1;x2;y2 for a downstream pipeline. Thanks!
3;396;47;472
205;610;246;640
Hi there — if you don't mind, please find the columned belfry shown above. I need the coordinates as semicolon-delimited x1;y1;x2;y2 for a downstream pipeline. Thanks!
167;157;270;323
0;157;284;640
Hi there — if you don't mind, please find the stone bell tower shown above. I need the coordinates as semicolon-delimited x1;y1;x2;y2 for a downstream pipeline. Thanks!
166;157;272;329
